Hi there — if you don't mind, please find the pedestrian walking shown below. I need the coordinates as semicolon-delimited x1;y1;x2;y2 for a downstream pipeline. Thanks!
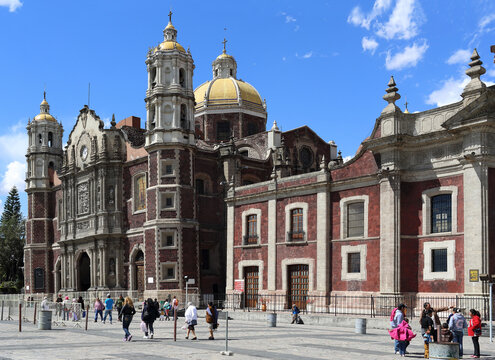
141;298;159;339
163;300;171;321
62;296;71;321
390;303;408;355
172;295;179;318
116;295;124;322
468;309;482;358
55;294;63;319
291;304;300;324
103;294;114;324
389;318;416;357
40;296;50;311
448;307;468;357
77;296;85;318
185;302;198;340
94;297;104;322
206;302;218;340
71;298;80;321
420;310;434;358
121;296;136;342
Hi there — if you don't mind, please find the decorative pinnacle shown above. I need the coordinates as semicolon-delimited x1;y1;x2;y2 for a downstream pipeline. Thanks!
222;38;227;54
383;76;401;106
110;113;116;128
466;48;486;80
320;155;327;171
271;120;279;131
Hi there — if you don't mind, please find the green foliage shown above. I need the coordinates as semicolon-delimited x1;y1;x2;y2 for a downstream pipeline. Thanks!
0;187;25;285
0;280;20;294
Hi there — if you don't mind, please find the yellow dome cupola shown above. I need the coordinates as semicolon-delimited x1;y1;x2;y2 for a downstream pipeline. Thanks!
155;11;186;53
34;91;57;122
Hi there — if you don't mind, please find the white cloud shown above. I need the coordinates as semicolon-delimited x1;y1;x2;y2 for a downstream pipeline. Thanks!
285;15;296;23
385;40;428;70
1;161;26;193
376;0;423;40
0;123;28;161
347;0;392;30
282;56;286;61
479;13;495;32
487;69;495;78
362;37;379;54
0;0;22;12
302;51;313;59
446;49;471;65
343;155;352;163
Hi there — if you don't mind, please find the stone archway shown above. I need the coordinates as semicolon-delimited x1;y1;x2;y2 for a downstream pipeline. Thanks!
78;252;91;291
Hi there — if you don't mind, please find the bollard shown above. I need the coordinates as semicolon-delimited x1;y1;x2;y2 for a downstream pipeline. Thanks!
38;310;52;330
85;305;89;331
1;300;3;321
355;318;366;334
220;310;233;356
267;312;277;327
173;307;177;341
33;302;37;325
18;303;21;332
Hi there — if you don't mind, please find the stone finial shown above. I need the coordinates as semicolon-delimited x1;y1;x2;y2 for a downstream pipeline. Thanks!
110;113;116;128
271;120;280;131
463;48;486;102
320;155;327;171
382;76;401;114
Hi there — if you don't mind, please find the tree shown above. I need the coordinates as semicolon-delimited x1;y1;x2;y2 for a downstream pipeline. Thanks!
0;187;25;286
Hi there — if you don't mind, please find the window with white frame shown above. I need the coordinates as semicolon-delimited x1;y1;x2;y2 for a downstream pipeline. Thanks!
242;208;262;245
285;202;308;242
423;240;455;280
160;193;175;210
422;186;457;235
341;244;367;281
161;263;177;281
340;195;369;239
161;160;175;177
160;230;176;248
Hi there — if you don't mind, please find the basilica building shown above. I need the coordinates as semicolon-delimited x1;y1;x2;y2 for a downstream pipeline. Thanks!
24;16;495;306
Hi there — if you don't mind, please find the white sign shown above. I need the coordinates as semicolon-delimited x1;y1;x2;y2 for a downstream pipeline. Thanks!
26;285;29;290
186;278;195;285
147;277;154;284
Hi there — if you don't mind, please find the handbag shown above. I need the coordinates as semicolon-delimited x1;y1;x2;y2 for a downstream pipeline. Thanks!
140;321;147;333
474;327;481;336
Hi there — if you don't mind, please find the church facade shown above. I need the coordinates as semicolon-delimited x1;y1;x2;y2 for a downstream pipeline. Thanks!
24;16;495;305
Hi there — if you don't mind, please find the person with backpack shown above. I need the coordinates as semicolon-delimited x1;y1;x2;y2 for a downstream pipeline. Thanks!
468;308;482;358
142;298;159;339
205;302;218;340
121;296;136;342
291;304;301;324
448;308;468;357
163;300;171;321
116;295;124;322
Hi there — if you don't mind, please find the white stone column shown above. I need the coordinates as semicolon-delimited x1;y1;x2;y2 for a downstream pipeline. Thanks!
69;252;75;290
379;173;401;294
89;248;95;288
463;162;488;295
102;245;107;288
226;204;235;291
267;198;277;291
60;253;66;289
156;63;162;85
316;190;329;293
98;246;104;287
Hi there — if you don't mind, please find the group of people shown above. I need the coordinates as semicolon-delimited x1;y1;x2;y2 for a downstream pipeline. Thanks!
54;294;85;321
389;302;483;358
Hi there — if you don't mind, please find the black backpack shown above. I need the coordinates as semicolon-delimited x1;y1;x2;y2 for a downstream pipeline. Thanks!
296;316;304;324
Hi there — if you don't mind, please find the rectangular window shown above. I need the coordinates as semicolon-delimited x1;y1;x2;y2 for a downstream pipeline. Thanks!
431;194;452;233
34;268;44;290
161;194;174;209
217;121;231;141
347;202;364;237
164;164;173;175
290;208;304;240
161;264;176;280
347;252;361;273
160;232;175;247
432;248;448;272
201;249;210;270
245;215;258;244
196;179;205;195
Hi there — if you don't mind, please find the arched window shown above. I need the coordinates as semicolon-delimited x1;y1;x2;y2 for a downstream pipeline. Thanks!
180;104;188;129
38;134;43;145
179;68;186;87
149;108;155;130
150;67;157;88
195;179;205;195
134;174;147;212
48;132;53;147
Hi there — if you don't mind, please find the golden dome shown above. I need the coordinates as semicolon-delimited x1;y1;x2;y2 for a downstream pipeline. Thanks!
34;113;56;122
216;52;234;60
155;40;185;53
40;99;48;106
165;22;175;30
194;77;264;111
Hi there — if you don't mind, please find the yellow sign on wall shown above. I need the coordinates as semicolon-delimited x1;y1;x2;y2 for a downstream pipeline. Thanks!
469;269;479;282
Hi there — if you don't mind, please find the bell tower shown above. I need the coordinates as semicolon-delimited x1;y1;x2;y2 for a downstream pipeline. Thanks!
144;12;195;148
25;92;63;294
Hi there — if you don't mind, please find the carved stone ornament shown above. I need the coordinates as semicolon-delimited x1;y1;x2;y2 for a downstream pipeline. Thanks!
77;182;89;214
77;221;90;230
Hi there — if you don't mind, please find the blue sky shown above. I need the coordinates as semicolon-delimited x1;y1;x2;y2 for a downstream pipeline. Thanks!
0;0;495;216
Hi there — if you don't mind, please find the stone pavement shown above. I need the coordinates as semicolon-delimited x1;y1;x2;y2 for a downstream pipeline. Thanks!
0;316;494;359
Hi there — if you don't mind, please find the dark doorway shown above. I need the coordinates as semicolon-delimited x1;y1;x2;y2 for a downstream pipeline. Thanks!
79;253;91;291
134;250;145;293
56;261;61;293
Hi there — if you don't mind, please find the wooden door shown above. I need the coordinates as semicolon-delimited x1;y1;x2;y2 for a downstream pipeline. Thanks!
136;263;145;292
244;266;259;308
288;264;309;310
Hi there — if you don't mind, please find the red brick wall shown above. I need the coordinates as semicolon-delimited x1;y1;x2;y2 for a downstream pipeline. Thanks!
276;195;317;241
234;203;268;245
144;229;156;290
330;151;379;181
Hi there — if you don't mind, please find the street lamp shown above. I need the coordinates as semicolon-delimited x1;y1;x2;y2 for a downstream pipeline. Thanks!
479;273;495;342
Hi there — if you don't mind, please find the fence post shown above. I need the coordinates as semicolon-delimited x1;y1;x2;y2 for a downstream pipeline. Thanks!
173;306;177;341
370;295;374;318
33;302;37;325
18;303;21;332
1;300;3;321
334;294;337;316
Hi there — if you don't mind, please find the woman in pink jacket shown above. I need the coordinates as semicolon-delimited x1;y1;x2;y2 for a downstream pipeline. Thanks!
389;319;416;357
94;297;104;322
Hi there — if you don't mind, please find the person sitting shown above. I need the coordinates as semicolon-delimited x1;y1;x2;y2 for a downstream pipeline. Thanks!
291;304;300;324
440;322;453;343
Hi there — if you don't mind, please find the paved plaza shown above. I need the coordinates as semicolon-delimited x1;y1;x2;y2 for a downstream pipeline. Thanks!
0;316;494;359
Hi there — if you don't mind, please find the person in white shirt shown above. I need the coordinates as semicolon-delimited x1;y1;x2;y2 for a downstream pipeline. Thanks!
40;297;50;311
184;302;198;340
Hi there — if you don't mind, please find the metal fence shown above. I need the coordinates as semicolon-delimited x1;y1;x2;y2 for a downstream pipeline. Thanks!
224;293;492;320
